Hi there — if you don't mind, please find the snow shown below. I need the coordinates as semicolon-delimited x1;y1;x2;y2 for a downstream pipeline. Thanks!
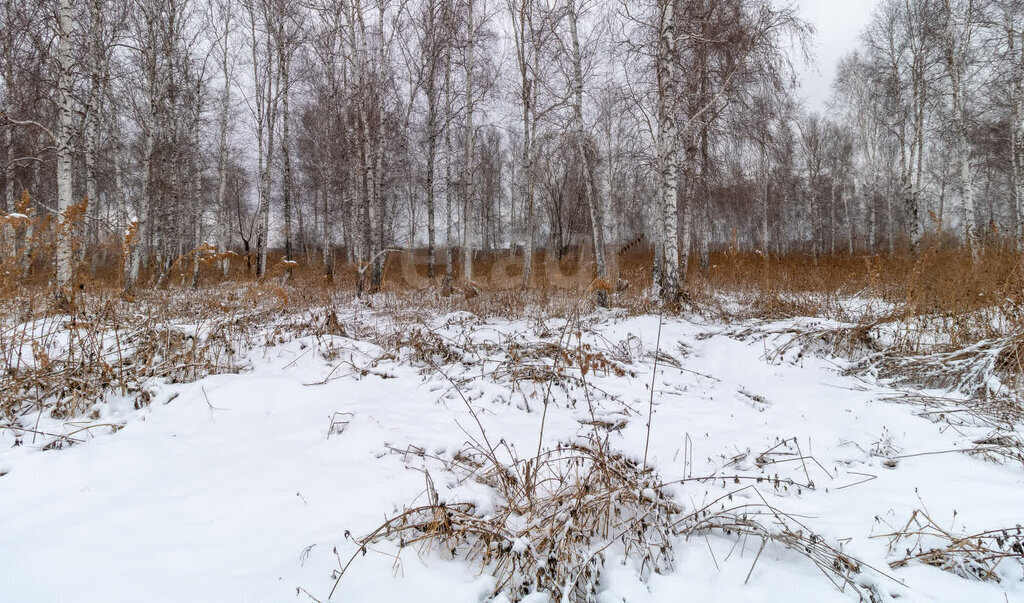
1;306;1022;602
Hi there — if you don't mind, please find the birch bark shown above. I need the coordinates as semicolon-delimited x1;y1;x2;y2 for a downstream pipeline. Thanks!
567;0;608;305
461;0;476;282
54;0;75;301
654;0;679;303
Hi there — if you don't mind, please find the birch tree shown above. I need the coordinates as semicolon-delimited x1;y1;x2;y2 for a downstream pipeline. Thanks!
461;0;477;282
654;0;680;303
54;0;76;303
942;0;979;259
275;0;303;278
124;0;161;295
997;0;1024;246
245;0;281;278
213;0;235;277
565;0;608;305
417;0;449;278
509;0;556;287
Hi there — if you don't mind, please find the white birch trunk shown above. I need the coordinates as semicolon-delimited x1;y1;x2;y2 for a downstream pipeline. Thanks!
3;121;13;260
281;29;293;278
216;7;232;277
3;53;12;222
1007;11;1024;248
845;177;854;254
424;0;440;278
461;0;476;282
54;0;75;300
127;10;158;295
867;181;876;253
512;0;535;287
82;0;102;264
567;0;607;305
830;174;837;255
943;0;977;260
442;19;455;290
190;120;202;288
758;144;770;254
655;0;679;303
251;8;278;279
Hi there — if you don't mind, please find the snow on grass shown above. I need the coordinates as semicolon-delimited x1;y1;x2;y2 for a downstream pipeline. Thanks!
1;304;1022;602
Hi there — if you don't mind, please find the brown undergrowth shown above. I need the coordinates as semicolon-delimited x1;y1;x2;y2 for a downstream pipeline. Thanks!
314;309;872;597
5;239;1024;429
324;319;889;602
5;238;1024;419
4;245;1023;599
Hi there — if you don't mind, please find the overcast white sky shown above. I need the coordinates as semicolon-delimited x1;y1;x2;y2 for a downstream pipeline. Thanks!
795;0;880;111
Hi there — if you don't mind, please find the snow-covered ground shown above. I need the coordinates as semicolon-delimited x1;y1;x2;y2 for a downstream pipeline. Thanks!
1;306;1022;602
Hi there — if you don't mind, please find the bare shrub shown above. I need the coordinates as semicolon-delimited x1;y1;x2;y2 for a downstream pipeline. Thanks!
331;435;680;602
328;436;889;602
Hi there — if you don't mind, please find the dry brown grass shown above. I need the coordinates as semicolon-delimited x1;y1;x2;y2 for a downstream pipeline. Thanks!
692;241;1024;322
7;221;1023;322
874;508;1024;583
0;287;274;425
323;318;888;603
5;235;1024;440
330;435;682;602
7;238;1023;600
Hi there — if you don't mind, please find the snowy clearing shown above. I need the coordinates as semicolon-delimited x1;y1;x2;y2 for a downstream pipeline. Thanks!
2;305;1022;602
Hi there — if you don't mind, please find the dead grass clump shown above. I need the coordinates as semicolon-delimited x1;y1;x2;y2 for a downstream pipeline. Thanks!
747;291;835;320
330;439;886;602
0;286;287;429
732;321;885;365
861;335;1024;410
969;432;1024;467
330;435;681;602
0;309;148;421
879;393;1023;435
382;327;462;366
499;339;630;385
877;509;1024;583
124;320;244;384
300;307;350;338
677;495;880;599
243;281;291;309
698;243;1024;332
994;333;1024;389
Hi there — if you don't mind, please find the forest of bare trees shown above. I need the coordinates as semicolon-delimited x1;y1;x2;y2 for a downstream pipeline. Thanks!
8;4;1024;600
3;0;1024;304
